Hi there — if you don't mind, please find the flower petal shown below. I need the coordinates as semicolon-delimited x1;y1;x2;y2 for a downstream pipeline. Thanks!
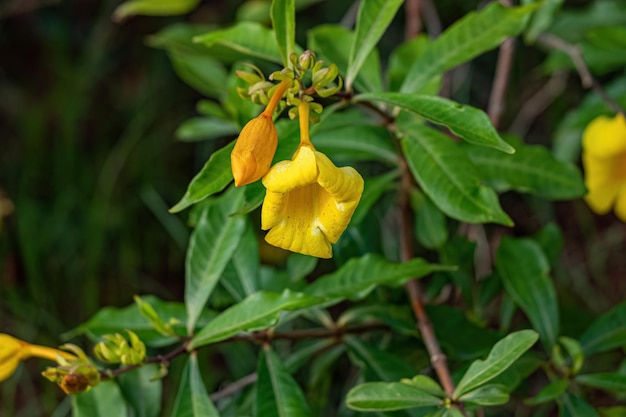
262;145;319;192
582;113;626;159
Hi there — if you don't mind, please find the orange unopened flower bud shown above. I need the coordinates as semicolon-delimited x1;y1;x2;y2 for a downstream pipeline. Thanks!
231;78;291;187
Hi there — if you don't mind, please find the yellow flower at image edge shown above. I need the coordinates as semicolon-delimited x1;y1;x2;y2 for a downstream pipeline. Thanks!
582;113;626;221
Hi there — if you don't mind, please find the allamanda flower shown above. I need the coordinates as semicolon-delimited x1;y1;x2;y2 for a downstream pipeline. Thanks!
0;333;75;382
582;113;626;222
231;78;291;187
261;101;364;258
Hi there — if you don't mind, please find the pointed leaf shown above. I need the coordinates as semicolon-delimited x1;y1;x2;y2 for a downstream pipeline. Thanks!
189;290;323;348
256;345;313;417
402;375;446;398
401;124;513;226
313;125;398;164
576;373;626;393
458;384;509;406
194;22;283;64
453;330;539;399
357;92;514;153
304;253;451;301
176;117;239;142
346;0;404;90
495;237;559;349
523;0;564;43
346;382;442;411
113;0;200;21
118;365;162;417
170;354;219;417
185;187;247;332
170;142;234;213
401;2;536;93
271;0;296;67
345;337;415;382
524;379;569;405
579;301;626;355
560;392;600;417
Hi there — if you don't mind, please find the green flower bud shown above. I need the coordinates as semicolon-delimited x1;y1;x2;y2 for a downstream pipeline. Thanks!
235;70;263;85
298;50;315;70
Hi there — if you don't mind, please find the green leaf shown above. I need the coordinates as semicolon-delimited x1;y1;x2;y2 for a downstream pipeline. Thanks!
118;365;163;417
231;220;261;297
189;290;323;348
170;354;220;417
185;186;247;332
357;92;513;153
524;379;569;405
411;189;448;250
346;382;442;411
168;50;229;99
401;124;513;226
346;0;404;90
401;2;535;93
401;375;446;398
388;36;440;93
548;0;626;43
453;330;539;399
304;253;450;301
523;0;564;43
72;381;129;417
579;302;626;355
576;373;626;393
308;25;382;93
194;22;283;64
463;136;586;200
495;237;559;349
271;0;296;67
176;117;239;142
170;142;234;213
345;337;415;382
458;384;509;406
559;392;600;417
113;0;200;22
351;171;399;225
256;345;313;417
312;125;398;164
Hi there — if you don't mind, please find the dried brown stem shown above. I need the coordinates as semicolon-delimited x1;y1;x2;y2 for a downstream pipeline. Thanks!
210;373;258;402
405;0;422;39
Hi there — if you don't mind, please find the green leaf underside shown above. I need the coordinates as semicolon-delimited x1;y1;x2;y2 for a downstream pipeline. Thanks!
72;381;129;417
170;354;219;417
357;92;513;153
401;125;513;226
463;136;586;200
401;2;536;93
256;346;313;417
304;253;450;301
347;0;404;89
194;22;283;64
271;0;296;67
189;290;323;348
495;237;559;349
453;329;539;398
579;301;626;355
170;142;234;213
346;382;441;411
185;187;247;332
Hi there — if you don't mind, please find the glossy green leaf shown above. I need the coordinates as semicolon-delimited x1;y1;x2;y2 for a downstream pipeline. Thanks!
231;220;261;297
401;124;513;226
453;330;539;399
113;0;200;22
175;117;239;142
388;36;440;93
168;50;229;99
346;382;442;411
118;365;162;417
463;136;586;200
346;0;403;90
312;125;398;164
523;0;564;43
458;384;509;406
308;25;382;93
401;2;535;93
256;345;313;417
524;379;569;405
189;290;323;348
580;301;626;355
185;186;247;332
170;142;234;213
345;337;415;382
495;237;559;349
532;222;564;265
72;381;128;417
194;22;283;64
411;189;447;250
560;392;600;417
401;375;445;398
170;354;219;417
358;92;513;153
576;373;626;393
271;0;296;67
304;253;450;301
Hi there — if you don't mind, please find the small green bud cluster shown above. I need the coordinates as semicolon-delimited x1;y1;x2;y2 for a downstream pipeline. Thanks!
134;295;179;337
93;330;146;366
42;344;100;395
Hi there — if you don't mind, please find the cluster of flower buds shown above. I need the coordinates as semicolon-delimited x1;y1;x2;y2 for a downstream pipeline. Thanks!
41;344;100;395
93;330;146;366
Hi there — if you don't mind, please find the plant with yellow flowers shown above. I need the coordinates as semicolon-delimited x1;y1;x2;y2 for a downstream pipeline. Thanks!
6;0;626;416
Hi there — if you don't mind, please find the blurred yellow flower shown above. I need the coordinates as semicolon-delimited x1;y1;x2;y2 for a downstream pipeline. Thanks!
582;113;626;221
231;79;291;187
0;333;75;382
261;101;364;258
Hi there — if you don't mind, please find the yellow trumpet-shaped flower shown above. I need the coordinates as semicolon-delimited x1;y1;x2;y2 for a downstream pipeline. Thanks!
0;333;75;382
582;113;626;221
261;101;364;258
231;78;291;187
